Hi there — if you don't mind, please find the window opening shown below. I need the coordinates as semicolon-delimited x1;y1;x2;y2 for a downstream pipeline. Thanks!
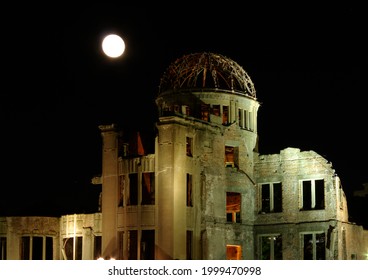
187;173;193;207
238;108;243;128
142;172;155;205
226;245;242;260
186;231;193;260
261;183;282;213
0;237;6;260
118;175;125;207
141;230;155;260
260;235;282;260
94;235;102;260
128;173;138;206
21;236;53;260
226;192;241;223
300;179;325;210
128;230;138;260
222;105;229;124
302;232;325;260
186;137;193;157
201;104;210;121
212;105;220;116
118;231;124;260
62;236;82;260
225;146;238;168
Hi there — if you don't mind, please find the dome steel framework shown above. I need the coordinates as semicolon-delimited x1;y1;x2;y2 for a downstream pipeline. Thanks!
158;52;256;98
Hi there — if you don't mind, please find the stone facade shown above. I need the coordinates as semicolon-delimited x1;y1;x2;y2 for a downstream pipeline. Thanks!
1;52;367;260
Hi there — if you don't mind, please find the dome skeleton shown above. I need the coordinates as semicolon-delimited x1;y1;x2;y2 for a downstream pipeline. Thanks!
158;52;256;98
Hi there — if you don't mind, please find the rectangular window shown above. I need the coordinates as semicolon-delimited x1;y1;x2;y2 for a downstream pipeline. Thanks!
261;182;282;213
32;236;43;260
301;232;325;260
0;237;6;260
94;235;102;260
225;146;239;168
201;104;210;121
187;173;193;207
118;175;125;207
222;105;229;124
45;236;53;260
238;108;243;128
62;236;82;260
118;231;124;260
141;230;155;260
248;111;253;131
300;179;325;210
21;236;54;260
226;245;242;260
226;192;241;223
21;237;30;260
244;109;248;129
186;231;193;260
260;235;282;260
182;105;190;116
212;105;221;116
128;173;138;205
128;230;138;260
225;146;235;167
186;137;193;157
142;172;155;205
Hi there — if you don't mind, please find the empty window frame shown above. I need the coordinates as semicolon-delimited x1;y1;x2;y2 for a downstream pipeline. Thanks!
259;235;282;260
94;235;102;260
300;179;325;210
118;231;124;260
127;173;138;206
118;175;125;207
174;105;180;114
186;137;193;157
212;105;221;116
186;231;193;260
244;109;248;129
62;236;82;260
260;182;282;213
21;236;53;260
238;108;249;129
187;173;193;207
248;111;253;131
301;232;326;260
182;105;190;116
201;104;210;122
0;237;6;260
141;230;155;260
128;230;138;260
226;192;241;223
222;105;229;124
225;145;239;168
142;172;155;205
226;245;242;260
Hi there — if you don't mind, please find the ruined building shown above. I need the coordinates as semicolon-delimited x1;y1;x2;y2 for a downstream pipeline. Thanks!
1;52;367;260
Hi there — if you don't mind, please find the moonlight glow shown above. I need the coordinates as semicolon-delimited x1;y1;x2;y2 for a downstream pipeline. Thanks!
102;34;125;58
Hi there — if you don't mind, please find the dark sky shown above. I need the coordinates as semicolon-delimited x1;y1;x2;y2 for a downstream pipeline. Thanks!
1;4;367;218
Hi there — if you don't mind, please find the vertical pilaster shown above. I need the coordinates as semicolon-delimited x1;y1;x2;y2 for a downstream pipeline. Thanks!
99;124;119;259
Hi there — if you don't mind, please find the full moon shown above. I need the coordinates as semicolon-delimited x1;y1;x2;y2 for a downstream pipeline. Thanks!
102;34;125;58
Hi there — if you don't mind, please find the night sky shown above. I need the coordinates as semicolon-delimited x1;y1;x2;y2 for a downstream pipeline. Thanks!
1;4;367;221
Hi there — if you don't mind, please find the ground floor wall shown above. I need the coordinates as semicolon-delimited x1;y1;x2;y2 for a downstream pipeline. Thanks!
1;215;367;260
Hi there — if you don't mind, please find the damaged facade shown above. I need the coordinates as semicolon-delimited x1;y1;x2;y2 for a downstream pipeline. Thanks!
1;52;367;260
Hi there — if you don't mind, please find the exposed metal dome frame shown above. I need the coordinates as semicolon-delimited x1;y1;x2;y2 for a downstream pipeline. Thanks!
158;52;256;98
